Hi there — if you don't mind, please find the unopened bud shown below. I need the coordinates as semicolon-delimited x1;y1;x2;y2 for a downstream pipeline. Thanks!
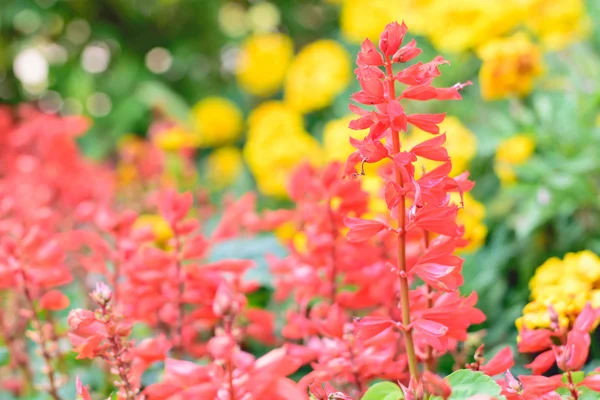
474;344;485;365
505;369;523;393
548;305;560;331
91;282;112;305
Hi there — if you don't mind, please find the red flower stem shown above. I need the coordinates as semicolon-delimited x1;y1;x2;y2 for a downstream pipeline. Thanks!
172;231;185;357
0;306;33;393
566;370;579;400
224;316;236;400
385;58;420;381
346;335;365;394
327;199;338;303
99;304;135;400
423;231;435;373
17;265;62;400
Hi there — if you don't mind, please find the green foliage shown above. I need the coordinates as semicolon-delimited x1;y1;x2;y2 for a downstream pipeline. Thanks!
361;381;404;400
430;370;505;400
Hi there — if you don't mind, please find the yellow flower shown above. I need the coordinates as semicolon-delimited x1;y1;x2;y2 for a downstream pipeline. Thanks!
406;116;477;177
425;0;526;53
244;102;324;197
451;192;487;253
323;115;356;162
134;214;173;247
284;40;351;114
494;134;535;185
518;250;600;331
477;32;545;100
523;0;591;50
236;33;294;97
190;97;243;147
247;101;304;138
204;146;244;190
340;0;402;44
153;126;197;152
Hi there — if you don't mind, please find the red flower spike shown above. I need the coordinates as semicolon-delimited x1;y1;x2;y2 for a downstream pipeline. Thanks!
379;21;407;57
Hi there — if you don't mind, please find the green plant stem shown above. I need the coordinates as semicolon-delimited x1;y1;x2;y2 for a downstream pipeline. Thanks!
18;266;62;400
385;58;420;381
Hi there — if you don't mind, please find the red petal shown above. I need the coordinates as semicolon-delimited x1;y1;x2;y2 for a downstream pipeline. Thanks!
407;113;446;135
344;217;386;242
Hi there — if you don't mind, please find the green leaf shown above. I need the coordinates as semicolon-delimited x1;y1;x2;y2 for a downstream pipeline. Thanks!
208;235;287;288
361;381;404;400
431;370;506;400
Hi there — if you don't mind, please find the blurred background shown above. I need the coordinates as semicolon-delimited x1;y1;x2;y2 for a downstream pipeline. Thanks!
2;0;600;371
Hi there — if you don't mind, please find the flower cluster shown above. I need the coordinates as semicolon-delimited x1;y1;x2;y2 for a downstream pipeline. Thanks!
517;250;600;331
244;101;324;197
340;0;590;52
4;20;600;400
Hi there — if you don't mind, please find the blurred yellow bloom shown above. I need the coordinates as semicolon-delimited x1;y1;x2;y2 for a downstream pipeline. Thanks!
134;214;173;247
340;0;401;44
322;115;360;162
236;33;294;97
517;250;600;331
450;192;487;253
153;126;197;152
406;116;477;177
425;0;526;53
247;101;304;138
190;97;243;147
284;40;351;114
524;0;591;50
494;134;535;185
477;33;545;100
205;146;244;190
244;102;324;197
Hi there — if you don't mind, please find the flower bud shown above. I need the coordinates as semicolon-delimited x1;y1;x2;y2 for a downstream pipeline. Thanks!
90;282;112;305
212;282;240;318
379;21;407;57
505;369;523;393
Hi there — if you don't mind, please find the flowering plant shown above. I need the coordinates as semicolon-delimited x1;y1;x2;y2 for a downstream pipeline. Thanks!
2;21;600;400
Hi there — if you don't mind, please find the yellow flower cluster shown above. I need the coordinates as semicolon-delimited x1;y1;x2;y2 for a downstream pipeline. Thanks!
494;134;536;185
235;33;294;97
243;102;324;197
477;33;545;101
204;146;244;190
516;251;600;331
524;0;591;51
190;97;243;147
339;0;590;53
284;40;351;114
153;126;196;152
